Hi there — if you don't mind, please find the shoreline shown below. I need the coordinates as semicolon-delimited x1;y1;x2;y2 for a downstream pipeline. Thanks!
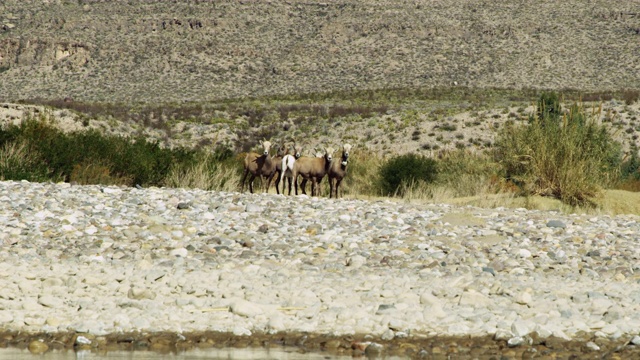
2;330;639;358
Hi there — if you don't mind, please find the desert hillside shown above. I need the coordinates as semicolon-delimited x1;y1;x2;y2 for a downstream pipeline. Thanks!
1;0;639;103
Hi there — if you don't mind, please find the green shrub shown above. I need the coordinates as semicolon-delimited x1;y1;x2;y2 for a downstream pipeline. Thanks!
0;116;201;187
536;91;562;124
379;153;437;196
494;93;622;207
620;146;640;182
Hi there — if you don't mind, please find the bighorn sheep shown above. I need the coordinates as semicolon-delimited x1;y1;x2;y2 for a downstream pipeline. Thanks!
271;143;288;194
328;143;352;198
240;140;276;193
280;142;303;195
292;146;334;196
300;147;327;195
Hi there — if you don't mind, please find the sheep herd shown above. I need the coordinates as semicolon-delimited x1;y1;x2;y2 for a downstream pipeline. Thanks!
240;140;352;198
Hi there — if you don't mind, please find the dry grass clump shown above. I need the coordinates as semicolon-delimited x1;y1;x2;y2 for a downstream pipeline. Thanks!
70;161;133;186
163;161;239;192
163;153;242;192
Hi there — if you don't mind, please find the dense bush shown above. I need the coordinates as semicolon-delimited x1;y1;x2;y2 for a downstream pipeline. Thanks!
494;93;622;207
378;153;437;196
0;117;203;187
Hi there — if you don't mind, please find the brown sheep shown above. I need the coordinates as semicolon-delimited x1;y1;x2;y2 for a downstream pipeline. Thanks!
328;143;352;198
240;140;276;193
292;146;334;196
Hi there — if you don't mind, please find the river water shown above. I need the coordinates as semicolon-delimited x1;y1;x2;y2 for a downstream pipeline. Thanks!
0;347;365;360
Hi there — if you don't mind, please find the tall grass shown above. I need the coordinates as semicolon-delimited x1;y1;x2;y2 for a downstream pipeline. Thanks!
163;153;242;191
328;148;505;202
0;139;57;182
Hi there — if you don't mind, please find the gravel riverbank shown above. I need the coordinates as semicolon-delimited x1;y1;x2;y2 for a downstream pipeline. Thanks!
1;180;640;358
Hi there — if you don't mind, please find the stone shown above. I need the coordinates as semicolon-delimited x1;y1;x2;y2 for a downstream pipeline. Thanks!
546;220;566;228
364;342;383;356
245;204;262;213
458;289;490;307
507;336;525;347
511;319;534;337
585;341;600;351
170;248;188;257
38;295;63;308
177;202;190;209
229;299;263;318
28;340;49;354
381;329;395;340
127;287;156;300
346;255;366;269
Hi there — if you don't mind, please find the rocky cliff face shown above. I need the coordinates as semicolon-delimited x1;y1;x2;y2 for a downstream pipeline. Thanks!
0;0;639;103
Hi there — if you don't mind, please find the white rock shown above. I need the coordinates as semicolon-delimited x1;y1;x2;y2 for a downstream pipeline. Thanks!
0;312;14;324
507;336;525;347
517;248;531;258
381;329;395;340
170;248;188;257
38;295;63;308
585;341;600;351
75;336;92;345
458;289;491;307
515;289;533;305
232;326;252;336
230;299;264;318
511;319;534;337
101;187;122;195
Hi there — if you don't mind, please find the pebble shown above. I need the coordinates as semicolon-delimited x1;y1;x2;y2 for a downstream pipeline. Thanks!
28;340;48;354
0;180;639;345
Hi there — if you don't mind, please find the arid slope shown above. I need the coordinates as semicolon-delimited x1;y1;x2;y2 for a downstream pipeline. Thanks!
0;0;639;103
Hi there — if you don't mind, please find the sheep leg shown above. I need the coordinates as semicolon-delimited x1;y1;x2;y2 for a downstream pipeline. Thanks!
286;177;292;195
316;177;323;197
252;175;258;194
300;178;308;195
273;171;281;195
263;174;273;193
240;169;250;193
248;174;256;193
329;177;335;199
310;179;317;197
335;178;343;198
